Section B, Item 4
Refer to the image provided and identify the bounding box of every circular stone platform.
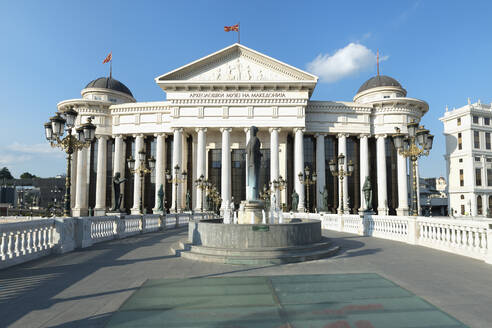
[172,219,339,265]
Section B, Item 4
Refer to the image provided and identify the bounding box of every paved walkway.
[0,227,490,327]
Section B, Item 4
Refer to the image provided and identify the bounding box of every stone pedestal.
[238,200,265,224]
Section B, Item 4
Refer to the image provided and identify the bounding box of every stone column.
[112,135,125,211]
[358,134,369,212]
[396,150,409,216]
[94,135,108,216]
[376,134,388,215]
[244,127,251,199]
[294,128,305,212]
[131,134,144,214]
[270,128,280,209]
[220,128,232,210]
[153,133,166,213]
[338,134,349,214]
[316,133,326,211]
[195,128,207,211]
[172,128,183,212]
[73,148,88,216]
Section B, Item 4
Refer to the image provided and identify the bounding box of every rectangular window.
[488,169,492,186]
[476,168,482,186]
[487,133,491,150]
[475,157,481,162]
[460,169,464,187]
[459,158,463,163]
[457,117,461,126]
[487,158,492,162]
[461,204,465,215]
[458,133,462,150]
[473,116,479,124]
[485,117,490,125]
[474,131,480,149]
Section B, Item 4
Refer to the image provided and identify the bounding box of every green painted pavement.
[106,273,468,328]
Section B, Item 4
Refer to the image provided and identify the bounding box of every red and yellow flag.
[224,24,239,32]
[102,52,112,64]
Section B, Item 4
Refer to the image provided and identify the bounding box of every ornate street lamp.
[329,154,354,214]
[44,106,96,217]
[127,149,155,214]
[194,174,209,213]
[165,164,187,213]
[270,175,287,211]
[298,166,317,212]
[393,121,433,216]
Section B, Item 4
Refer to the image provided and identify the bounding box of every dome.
[85,77,133,97]
[357,75,402,94]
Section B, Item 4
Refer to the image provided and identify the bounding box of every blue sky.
[1,0,491,179]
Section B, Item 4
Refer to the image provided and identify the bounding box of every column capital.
[375,134,388,139]
[357,133,371,139]
[112,134,124,139]
[220,127,232,133]
[195,127,208,133]
[293,127,305,133]
[269,127,281,133]
[337,133,349,138]
[244,127,251,134]
[172,127,183,133]
[132,133,144,138]
[96,134,109,140]
[153,133,167,138]
[314,132,327,138]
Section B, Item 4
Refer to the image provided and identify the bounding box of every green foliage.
[20,172,37,179]
[0,167,13,180]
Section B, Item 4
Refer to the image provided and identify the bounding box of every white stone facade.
[441,100,492,217]
[58,43,429,216]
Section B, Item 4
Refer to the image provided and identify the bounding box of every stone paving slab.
[106,274,467,328]
[0,228,491,327]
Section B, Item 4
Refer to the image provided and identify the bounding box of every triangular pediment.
[155,43,318,83]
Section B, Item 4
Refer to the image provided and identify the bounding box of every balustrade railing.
[0,212,195,270]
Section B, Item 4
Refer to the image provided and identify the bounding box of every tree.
[0,167,13,180]
[20,172,37,179]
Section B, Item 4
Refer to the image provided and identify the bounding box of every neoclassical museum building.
[57,44,429,216]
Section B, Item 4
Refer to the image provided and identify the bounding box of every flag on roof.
[102,52,112,64]
[224,24,239,32]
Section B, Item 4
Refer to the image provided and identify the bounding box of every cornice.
[169,98,307,106]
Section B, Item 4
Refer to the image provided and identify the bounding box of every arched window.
[477,195,483,215]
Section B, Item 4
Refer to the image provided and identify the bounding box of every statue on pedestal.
[185,190,191,211]
[112,172,127,211]
[245,126,262,200]
[319,187,329,212]
[291,191,299,212]
[157,184,164,212]
[362,176,373,211]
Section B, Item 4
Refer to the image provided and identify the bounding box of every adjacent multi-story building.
[441,100,492,216]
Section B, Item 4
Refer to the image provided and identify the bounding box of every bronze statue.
[112,172,127,211]
[362,176,372,211]
[245,126,262,200]
[157,184,164,212]
[185,190,191,211]
[291,191,299,212]
[319,187,329,212]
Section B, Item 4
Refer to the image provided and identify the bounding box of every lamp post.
[165,165,186,213]
[393,122,434,216]
[259,184,272,208]
[194,174,209,213]
[298,167,317,212]
[44,106,96,217]
[329,154,354,214]
[127,149,155,214]
[270,175,286,211]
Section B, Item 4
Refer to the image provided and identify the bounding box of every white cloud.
[307,43,388,83]
[0,153,33,165]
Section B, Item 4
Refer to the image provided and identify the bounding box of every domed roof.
[357,75,402,94]
[85,77,133,97]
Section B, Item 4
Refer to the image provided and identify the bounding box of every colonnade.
[71,128,410,216]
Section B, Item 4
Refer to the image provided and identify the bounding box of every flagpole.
[238,22,240,44]
[110,59,112,80]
